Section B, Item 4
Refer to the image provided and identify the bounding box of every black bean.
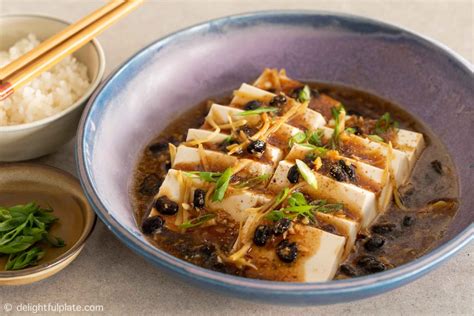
[356,255,387,273]
[329,164,347,182]
[311,88,320,98]
[357,255,376,267]
[303,155,315,169]
[431,160,443,174]
[364,236,385,251]
[287,164,300,183]
[273,218,292,235]
[346,109,362,116]
[365,260,386,273]
[276,240,298,263]
[139,174,163,196]
[193,189,206,208]
[269,94,287,107]
[141,215,165,234]
[352,126,363,136]
[199,244,216,258]
[244,100,262,111]
[339,159,356,182]
[340,264,358,277]
[239,125,256,137]
[155,196,179,215]
[148,142,168,154]
[321,224,337,235]
[247,140,266,155]
[371,223,396,235]
[402,215,414,227]
[253,225,272,246]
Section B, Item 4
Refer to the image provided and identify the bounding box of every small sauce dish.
[0,163,96,285]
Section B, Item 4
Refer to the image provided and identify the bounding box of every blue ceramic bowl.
[76,11,473,305]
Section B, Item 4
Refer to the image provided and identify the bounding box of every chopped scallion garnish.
[179,214,216,229]
[345,127,356,134]
[233,174,270,189]
[367,134,384,143]
[238,107,279,116]
[212,167,233,201]
[184,171,222,182]
[375,112,399,135]
[330,104,346,149]
[297,85,311,103]
[295,159,318,189]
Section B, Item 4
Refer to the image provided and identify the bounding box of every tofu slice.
[150,169,271,223]
[186,128,229,143]
[246,224,346,282]
[207,103,260,126]
[206,103,302,149]
[315,213,358,259]
[268,160,378,228]
[185,128,283,166]
[319,127,411,185]
[395,129,425,171]
[286,144,393,212]
[173,145,274,178]
[209,187,271,223]
[232,83,327,130]
[231,83,275,106]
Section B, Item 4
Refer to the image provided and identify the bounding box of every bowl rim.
[0,14,106,133]
[0,162,97,279]
[76,10,473,297]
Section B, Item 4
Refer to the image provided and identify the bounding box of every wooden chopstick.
[0,0,144,101]
[0,0,124,81]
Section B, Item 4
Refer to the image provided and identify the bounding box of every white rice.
[0,34,90,126]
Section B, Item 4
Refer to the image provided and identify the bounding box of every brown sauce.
[131,82,459,280]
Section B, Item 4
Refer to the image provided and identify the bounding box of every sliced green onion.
[275,187,290,206]
[179,214,216,229]
[295,159,318,189]
[184,171,222,182]
[233,174,270,188]
[307,129,324,147]
[297,85,311,103]
[287,192,307,207]
[212,168,233,201]
[345,127,356,134]
[238,107,279,116]
[330,104,346,149]
[288,132,307,147]
[367,134,385,143]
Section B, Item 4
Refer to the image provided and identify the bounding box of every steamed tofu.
[186,128,229,144]
[315,213,358,259]
[232,83,327,130]
[289,109,327,131]
[209,187,271,223]
[150,169,271,223]
[286,144,393,212]
[185,128,284,166]
[173,145,273,178]
[395,129,425,170]
[268,160,378,228]
[319,127,411,185]
[207,103,260,126]
[206,103,302,149]
[247,224,346,282]
[231,83,275,106]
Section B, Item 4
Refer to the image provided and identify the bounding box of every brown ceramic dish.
[0,163,96,285]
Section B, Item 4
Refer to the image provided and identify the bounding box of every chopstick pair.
[0,0,144,101]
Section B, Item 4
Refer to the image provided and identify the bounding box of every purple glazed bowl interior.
[77,11,473,305]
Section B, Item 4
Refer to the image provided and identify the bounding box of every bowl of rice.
[0,15,105,161]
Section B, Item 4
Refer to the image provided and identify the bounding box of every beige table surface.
[1,0,473,315]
